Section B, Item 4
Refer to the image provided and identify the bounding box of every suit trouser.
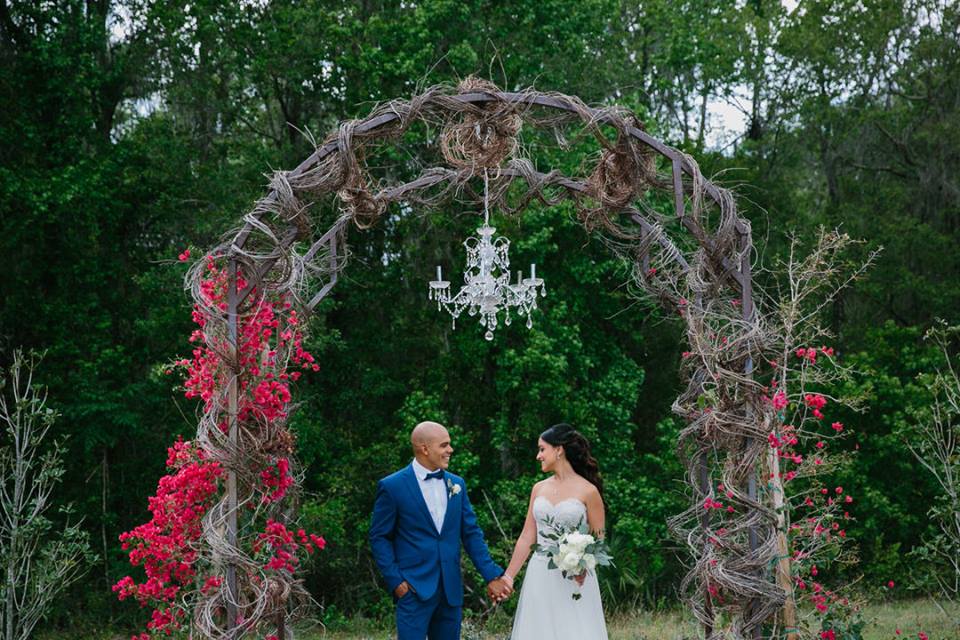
[395,574,461,640]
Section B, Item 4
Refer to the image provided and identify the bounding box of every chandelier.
[428,172,546,341]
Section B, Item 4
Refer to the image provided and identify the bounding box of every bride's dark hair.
[540,423,603,496]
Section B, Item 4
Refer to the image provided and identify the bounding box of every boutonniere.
[446,478,461,498]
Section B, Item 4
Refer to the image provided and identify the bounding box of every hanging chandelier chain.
[483,169,490,227]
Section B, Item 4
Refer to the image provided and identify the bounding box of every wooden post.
[692,289,715,639]
[226,258,240,638]
[738,226,764,640]
[699,450,715,638]
[768,439,799,639]
[276,606,286,640]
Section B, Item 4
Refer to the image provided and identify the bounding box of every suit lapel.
[403,464,437,531]
[440,478,458,535]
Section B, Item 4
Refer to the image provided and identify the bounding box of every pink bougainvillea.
[115,255,324,639]
[253,519,327,574]
[113,439,222,636]
[260,457,294,504]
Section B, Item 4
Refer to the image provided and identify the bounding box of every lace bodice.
[532,496,588,546]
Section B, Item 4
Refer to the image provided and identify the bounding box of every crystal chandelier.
[428,172,546,341]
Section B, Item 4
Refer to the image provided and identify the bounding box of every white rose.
[560,552,582,573]
[565,532,593,552]
[583,553,597,571]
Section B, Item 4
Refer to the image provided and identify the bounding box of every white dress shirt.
[411,458,448,533]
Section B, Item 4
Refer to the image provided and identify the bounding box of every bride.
[502,423,608,639]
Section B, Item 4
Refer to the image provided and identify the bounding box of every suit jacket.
[369,463,502,606]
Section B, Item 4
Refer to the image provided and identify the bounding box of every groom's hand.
[394,581,412,599]
[486,577,513,603]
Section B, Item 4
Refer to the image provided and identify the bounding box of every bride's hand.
[574,571,586,586]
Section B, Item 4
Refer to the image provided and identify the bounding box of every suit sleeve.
[459,479,504,583]
[369,479,404,592]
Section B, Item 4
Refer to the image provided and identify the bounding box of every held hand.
[486,577,513,603]
[499,575,515,601]
[394,581,412,599]
[574,571,586,587]
[496,579,513,602]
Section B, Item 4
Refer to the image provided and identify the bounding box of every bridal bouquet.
[533,517,613,600]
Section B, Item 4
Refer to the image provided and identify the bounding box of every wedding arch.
[174,78,787,640]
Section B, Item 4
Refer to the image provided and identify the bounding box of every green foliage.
[901,324,960,615]
[819,607,868,640]
[825,322,946,586]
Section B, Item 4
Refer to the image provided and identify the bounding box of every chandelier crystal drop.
[428,172,546,341]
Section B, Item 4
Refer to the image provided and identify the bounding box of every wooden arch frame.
[197,80,786,640]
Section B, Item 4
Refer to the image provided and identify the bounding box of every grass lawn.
[304,599,960,640]
[40,598,958,639]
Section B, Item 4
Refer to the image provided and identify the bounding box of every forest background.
[1,0,958,634]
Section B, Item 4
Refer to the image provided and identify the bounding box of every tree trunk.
[767,441,798,639]
[102,449,111,610]
[697,84,710,149]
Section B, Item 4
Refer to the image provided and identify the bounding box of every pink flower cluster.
[795,345,835,365]
[180,260,316,430]
[253,519,327,573]
[771,389,788,410]
[804,393,827,419]
[113,439,223,636]
[768,345,871,632]
[798,579,849,614]
[177,259,314,499]
[260,458,294,503]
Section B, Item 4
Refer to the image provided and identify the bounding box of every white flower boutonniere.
[446,478,461,498]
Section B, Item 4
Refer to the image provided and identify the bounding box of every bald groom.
[369,421,512,639]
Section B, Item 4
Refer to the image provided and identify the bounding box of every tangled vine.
[115,77,835,639]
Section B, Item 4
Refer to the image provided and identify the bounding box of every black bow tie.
[425,469,445,481]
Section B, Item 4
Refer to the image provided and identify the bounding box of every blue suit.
[369,464,502,639]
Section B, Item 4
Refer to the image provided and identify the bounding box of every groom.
[370,421,512,639]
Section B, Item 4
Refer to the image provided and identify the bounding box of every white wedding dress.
[510,497,608,639]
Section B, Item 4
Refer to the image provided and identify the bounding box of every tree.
[0,350,95,640]
[906,323,960,625]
